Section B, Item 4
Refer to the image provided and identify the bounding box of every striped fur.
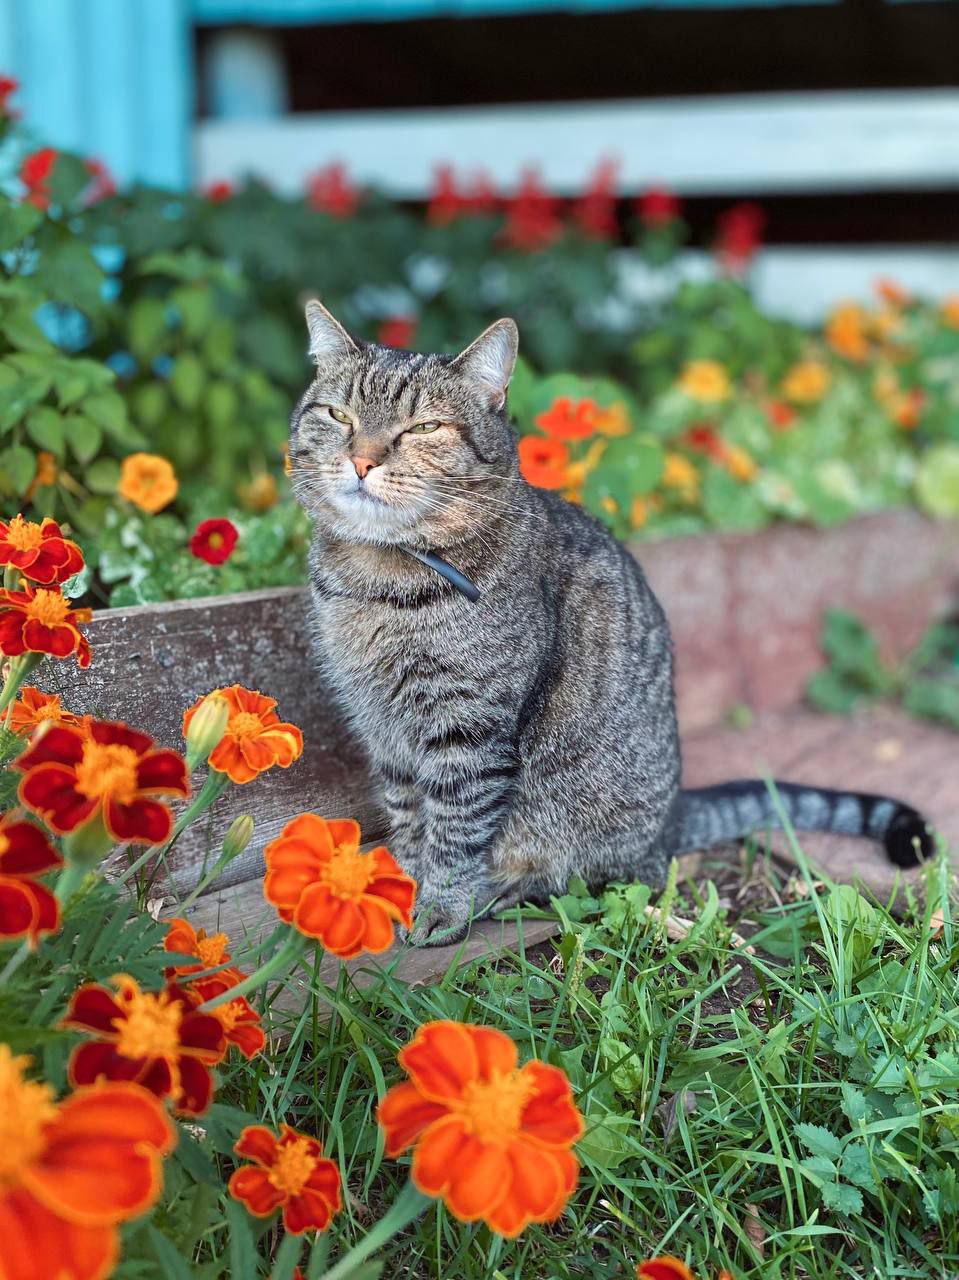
[291,304,931,943]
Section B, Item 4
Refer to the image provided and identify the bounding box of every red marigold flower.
[189,517,239,566]
[535,396,600,441]
[204,180,234,203]
[20,147,57,209]
[163,916,231,976]
[182,685,303,786]
[0,583,92,668]
[0,815,62,946]
[307,163,359,218]
[636,185,681,228]
[378,1020,584,1237]
[683,424,727,462]
[503,169,562,252]
[636,1260,698,1280]
[0,76,19,115]
[715,202,765,274]
[427,165,465,226]
[63,974,226,1115]
[0,1047,175,1280]
[571,159,618,241]
[185,971,266,1060]
[8,686,79,738]
[229,1124,342,1234]
[0,514,84,586]
[263,814,415,958]
[377,315,417,349]
[517,436,570,490]
[16,720,189,844]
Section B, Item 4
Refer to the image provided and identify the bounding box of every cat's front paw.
[407,881,492,948]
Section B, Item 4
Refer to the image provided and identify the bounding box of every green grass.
[5,828,958,1279]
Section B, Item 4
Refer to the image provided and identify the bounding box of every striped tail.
[666,780,933,868]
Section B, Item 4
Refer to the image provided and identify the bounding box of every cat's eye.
[407,422,441,435]
[326,405,352,426]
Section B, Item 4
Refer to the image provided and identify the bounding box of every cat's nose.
[351,456,378,480]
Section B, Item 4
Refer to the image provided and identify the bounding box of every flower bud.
[185,693,230,769]
[64,812,114,868]
[222,814,254,861]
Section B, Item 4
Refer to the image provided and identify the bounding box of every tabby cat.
[289,301,931,944]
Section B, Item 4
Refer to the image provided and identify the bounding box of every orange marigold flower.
[677,360,732,404]
[764,398,797,431]
[378,1020,584,1237]
[26,451,58,500]
[941,295,959,330]
[118,453,178,514]
[518,436,569,490]
[0,1046,174,1280]
[780,360,830,405]
[164,916,231,976]
[185,971,266,1060]
[825,303,870,362]
[63,974,226,1115]
[0,582,91,668]
[229,1124,342,1234]
[183,685,303,785]
[189,518,238,565]
[891,388,925,431]
[535,397,600,441]
[238,472,279,512]
[264,814,415,958]
[16,720,189,844]
[0,515,83,586]
[636,1259,697,1280]
[8,685,79,737]
[0,815,62,946]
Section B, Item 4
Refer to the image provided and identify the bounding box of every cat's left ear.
[451,318,518,409]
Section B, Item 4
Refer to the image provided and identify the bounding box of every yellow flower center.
[34,702,63,723]
[321,846,374,900]
[114,987,183,1060]
[75,740,140,805]
[455,1068,536,1146]
[24,589,70,628]
[196,932,229,967]
[0,832,8,858]
[228,712,263,742]
[268,1137,318,1197]
[0,1045,58,1186]
[208,533,224,550]
[6,514,43,552]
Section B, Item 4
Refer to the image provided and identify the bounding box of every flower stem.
[318,1180,432,1280]
[195,929,309,1011]
[0,942,30,986]
[116,770,231,888]
[55,860,88,903]
[0,653,43,714]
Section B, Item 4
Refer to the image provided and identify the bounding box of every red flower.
[765,398,798,431]
[8,686,79,738]
[636,185,681,228]
[16,720,189,845]
[517,436,570,490]
[0,76,19,116]
[307,164,359,218]
[229,1124,342,1234]
[427,165,466,226]
[377,315,417,349]
[715,202,765,274]
[63,975,226,1115]
[683,424,726,462]
[0,583,92,668]
[204,180,234,203]
[571,159,618,240]
[535,396,600,441]
[0,515,84,585]
[83,158,116,205]
[636,1260,697,1280]
[164,917,231,976]
[189,518,238,565]
[0,816,62,946]
[503,169,562,251]
[20,147,57,209]
[185,972,266,1059]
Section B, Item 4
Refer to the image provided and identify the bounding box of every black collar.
[403,549,481,603]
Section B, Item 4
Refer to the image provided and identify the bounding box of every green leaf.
[83,389,131,441]
[819,609,890,690]
[26,407,66,455]
[840,1083,870,1125]
[583,435,664,514]
[578,1113,635,1171]
[131,381,168,428]
[820,1181,864,1215]
[796,1123,843,1160]
[35,240,104,314]
[0,444,36,495]
[2,305,54,353]
[225,1199,257,1280]
[806,669,869,716]
[147,1226,195,1280]
[170,351,207,410]
[0,201,44,253]
[171,283,214,340]
[701,465,768,532]
[65,414,102,464]
[916,443,959,517]
[84,457,121,494]
[127,297,168,361]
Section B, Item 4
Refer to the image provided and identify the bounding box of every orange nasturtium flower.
[183,685,303,785]
[677,360,732,404]
[164,919,266,1060]
[63,974,226,1115]
[378,1020,584,1237]
[0,1047,175,1280]
[16,720,189,845]
[264,814,415,958]
[535,396,600,441]
[118,452,178,514]
[0,515,83,585]
[229,1124,342,1234]
[8,685,79,737]
[722,444,758,483]
[825,303,870,362]
[780,359,830,404]
[941,295,959,330]
[0,816,62,945]
[518,435,570,490]
[0,582,92,668]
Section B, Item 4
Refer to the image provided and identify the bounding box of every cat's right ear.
[305,300,358,363]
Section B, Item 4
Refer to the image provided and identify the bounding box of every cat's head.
[288,301,519,546]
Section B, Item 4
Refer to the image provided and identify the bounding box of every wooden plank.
[39,587,384,894]
[184,877,560,1002]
